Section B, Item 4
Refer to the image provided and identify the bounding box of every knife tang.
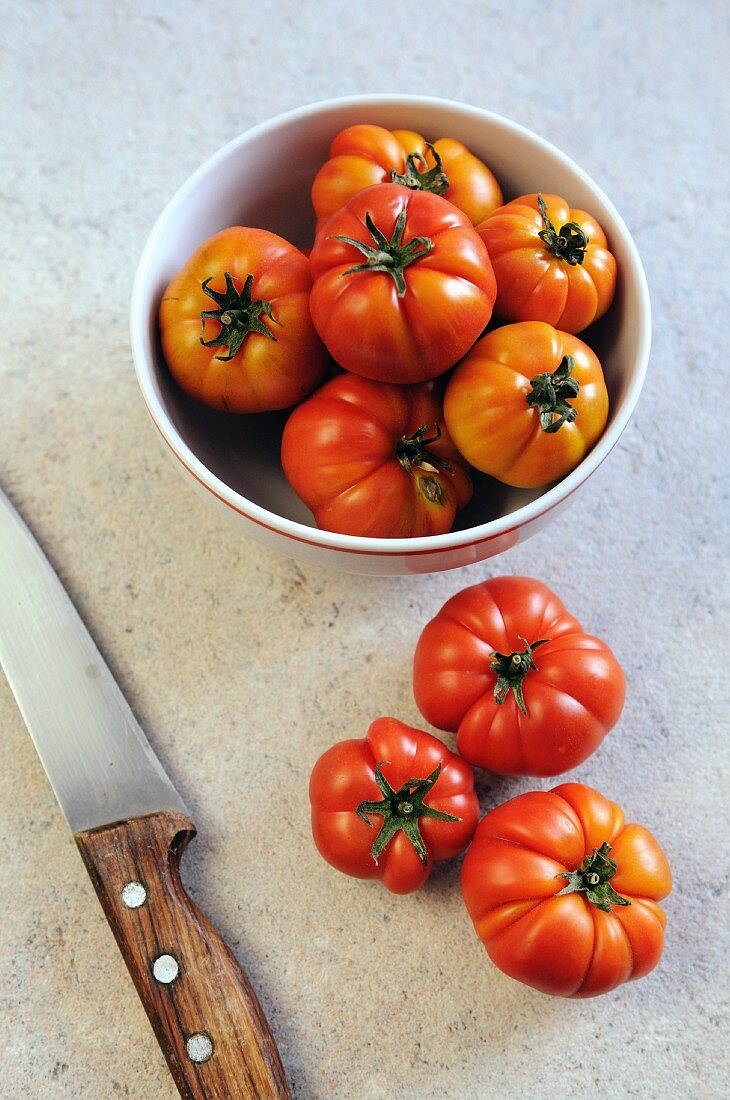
[75,809,291,1100]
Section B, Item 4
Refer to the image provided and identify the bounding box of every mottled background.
[1,2,728,1097]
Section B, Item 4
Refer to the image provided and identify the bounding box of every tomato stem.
[333,208,433,298]
[526,355,580,433]
[489,636,549,716]
[537,194,589,265]
[199,272,279,361]
[555,842,632,912]
[395,423,454,506]
[356,760,460,865]
[390,143,450,196]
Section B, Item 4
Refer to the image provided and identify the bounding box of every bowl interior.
[134,98,645,533]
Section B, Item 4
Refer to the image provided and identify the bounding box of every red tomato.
[413,576,625,776]
[309,183,496,383]
[476,192,617,333]
[461,783,672,997]
[444,321,608,488]
[310,717,479,894]
[311,123,503,227]
[159,227,327,412]
[281,373,472,538]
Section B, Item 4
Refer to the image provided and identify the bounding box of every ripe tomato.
[310,717,479,894]
[159,227,327,412]
[413,576,625,776]
[311,123,503,227]
[443,321,608,488]
[281,373,471,538]
[476,192,617,333]
[309,183,496,383]
[461,783,672,997]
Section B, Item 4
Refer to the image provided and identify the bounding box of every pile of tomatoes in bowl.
[158,122,618,539]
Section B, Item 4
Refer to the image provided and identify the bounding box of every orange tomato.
[477,192,617,333]
[311,123,503,227]
[281,373,472,538]
[461,783,672,997]
[159,227,327,412]
[444,321,608,488]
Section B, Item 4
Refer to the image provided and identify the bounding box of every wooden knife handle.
[75,810,290,1099]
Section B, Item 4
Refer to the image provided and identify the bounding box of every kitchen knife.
[0,486,290,1100]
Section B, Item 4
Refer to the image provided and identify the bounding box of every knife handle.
[75,810,290,1100]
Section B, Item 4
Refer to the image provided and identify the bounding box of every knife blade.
[0,487,290,1100]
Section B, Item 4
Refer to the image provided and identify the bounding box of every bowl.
[130,94,650,575]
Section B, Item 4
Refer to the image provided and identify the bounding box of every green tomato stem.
[525,355,580,433]
[333,208,433,298]
[390,143,450,196]
[555,842,632,912]
[199,272,279,361]
[537,193,589,266]
[356,760,460,866]
[489,636,549,716]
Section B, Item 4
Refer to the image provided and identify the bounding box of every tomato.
[310,717,479,894]
[311,123,503,227]
[461,783,672,997]
[476,192,617,333]
[444,321,608,488]
[413,576,625,776]
[309,183,496,383]
[281,373,471,538]
[159,227,327,412]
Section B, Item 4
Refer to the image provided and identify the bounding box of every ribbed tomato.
[281,373,472,538]
[311,123,503,227]
[310,717,479,894]
[413,576,625,776]
[461,783,672,997]
[309,183,496,383]
[159,227,327,412]
[444,321,608,488]
[476,192,616,333]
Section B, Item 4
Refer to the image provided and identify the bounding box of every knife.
[0,487,290,1100]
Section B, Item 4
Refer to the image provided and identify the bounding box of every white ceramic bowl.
[131,94,650,575]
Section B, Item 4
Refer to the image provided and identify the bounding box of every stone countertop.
[2,2,728,1097]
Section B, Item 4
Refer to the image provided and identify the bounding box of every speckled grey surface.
[2,2,729,1097]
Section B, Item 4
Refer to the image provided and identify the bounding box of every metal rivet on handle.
[121,881,147,909]
[152,954,180,984]
[186,1033,214,1064]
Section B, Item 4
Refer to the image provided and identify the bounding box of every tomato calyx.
[355,760,460,865]
[526,355,580,433]
[333,209,433,298]
[200,272,280,361]
[489,636,549,716]
[555,842,632,912]
[536,194,589,266]
[396,423,454,506]
[390,143,450,197]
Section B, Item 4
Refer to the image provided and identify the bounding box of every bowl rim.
[130,93,651,557]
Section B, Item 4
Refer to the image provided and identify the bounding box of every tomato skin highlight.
[309,183,496,384]
[281,373,472,538]
[444,321,608,488]
[461,783,671,997]
[413,576,625,776]
[476,192,617,334]
[159,227,327,413]
[312,123,503,227]
[310,718,480,894]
